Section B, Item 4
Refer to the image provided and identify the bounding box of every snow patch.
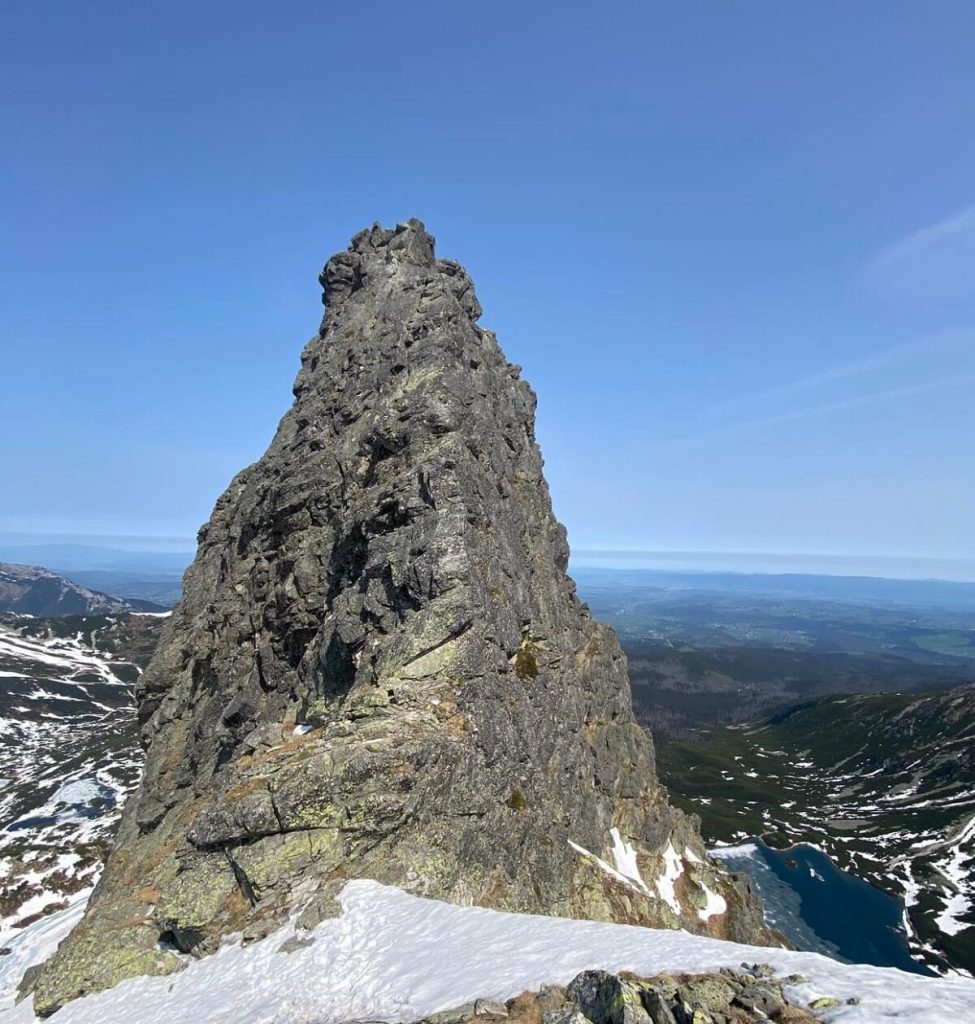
[711,842,762,860]
[698,883,728,922]
[655,842,683,914]
[568,840,647,896]
[608,828,650,893]
[2,880,975,1024]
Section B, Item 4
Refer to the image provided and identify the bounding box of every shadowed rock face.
[32,220,772,1014]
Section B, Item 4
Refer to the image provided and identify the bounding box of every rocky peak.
[32,221,772,1015]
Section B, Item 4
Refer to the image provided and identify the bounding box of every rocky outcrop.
[32,220,772,1014]
[386,965,834,1024]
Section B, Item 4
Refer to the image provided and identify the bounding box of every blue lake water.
[713,838,934,977]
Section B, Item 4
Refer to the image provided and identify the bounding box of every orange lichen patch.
[674,869,696,908]
[704,915,726,939]
[224,777,271,802]
[116,835,184,888]
[225,885,252,923]
[477,870,512,908]
[432,698,471,736]
[235,729,321,775]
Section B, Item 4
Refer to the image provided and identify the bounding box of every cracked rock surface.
[33,220,772,1014]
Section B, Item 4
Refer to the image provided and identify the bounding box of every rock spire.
[33,220,770,1015]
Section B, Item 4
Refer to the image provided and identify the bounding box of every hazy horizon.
[3,532,974,584]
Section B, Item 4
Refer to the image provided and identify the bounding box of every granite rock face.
[33,220,772,1014]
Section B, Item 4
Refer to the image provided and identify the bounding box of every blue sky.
[2,2,973,567]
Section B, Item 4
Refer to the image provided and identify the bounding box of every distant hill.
[576,569,975,742]
[0,563,165,616]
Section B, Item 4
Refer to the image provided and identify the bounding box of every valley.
[576,568,975,741]
[582,568,975,977]
[657,688,975,977]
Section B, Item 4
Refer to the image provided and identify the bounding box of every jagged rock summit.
[33,220,770,1014]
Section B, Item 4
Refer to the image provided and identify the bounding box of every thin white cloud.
[731,371,975,431]
[710,331,974,416]
[869,203,975,271]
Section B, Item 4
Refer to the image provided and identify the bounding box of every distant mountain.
[659,686,975,976]
[0,564,164,616]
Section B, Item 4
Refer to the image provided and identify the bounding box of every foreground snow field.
[2,881,974,1024]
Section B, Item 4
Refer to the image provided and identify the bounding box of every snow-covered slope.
[2,880,974,1024]
[0,615,163,943]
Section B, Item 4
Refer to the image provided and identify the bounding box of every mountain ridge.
[0,564,164,617]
